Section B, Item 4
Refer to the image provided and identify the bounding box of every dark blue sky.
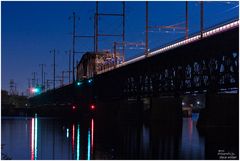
[2,1,239,94]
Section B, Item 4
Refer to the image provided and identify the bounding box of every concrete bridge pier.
[95,98,145,121]
[197,93,239,159]
[197,93,238,129]
[117,98,144,121]
[150,96,182,123]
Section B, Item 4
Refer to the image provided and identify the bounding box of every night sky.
[1,1,239,95]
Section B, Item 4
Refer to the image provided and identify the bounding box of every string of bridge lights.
[97,20,239,75]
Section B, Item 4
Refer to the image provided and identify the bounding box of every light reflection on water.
[29,114,39,160]
[1,116,237,159]
[180,118,205,159]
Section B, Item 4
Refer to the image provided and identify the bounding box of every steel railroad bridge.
[29,20,239,115]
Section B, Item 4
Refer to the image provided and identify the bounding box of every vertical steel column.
[50,49,56,90]
[94,14,96,53]
[32,72,36,87]
[69,50,71,83]
[145,1,149,56]
[95,2,99,53]
[61,71,65,86]
[122,1,125,62]
[72,12,76,82]
[200,1,204,38]
[186,1,188,39]
[53,49,56,90]
[43,72,46,91]
[39,64,45,88]
[28,78,31,96]
[114,42,117,68]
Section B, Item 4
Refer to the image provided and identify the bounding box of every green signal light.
[88,79,93,84]
[31,87,41,94]
[35,88,40,93]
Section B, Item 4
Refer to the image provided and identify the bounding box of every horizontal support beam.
[56,76,69,78]
[74,51,86,54]
[115,41,145,46]
[75,35,94,38]
[98,34,123,37]
[98,13,124,16]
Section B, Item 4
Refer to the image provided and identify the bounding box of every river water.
[1,114,238,160]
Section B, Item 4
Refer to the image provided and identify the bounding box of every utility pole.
[122,2,125,62]
[46,80,52,90]
[68,50,71,83]
[32,72,37,87]
[28,78,31,96]
[61,71,65,86]
[94,13,96,53]
[186,1,188,39]
[39,64,46,88]
[114,42,117,67]
[95,2,99,53]
[43,72,47,91]
[50,49,56,90]
[145,1,149,56]
[72,12,76,82]
[14,83,17,95]
[9,79,15,95]
[200,1,204,38]
[66,50,72,83]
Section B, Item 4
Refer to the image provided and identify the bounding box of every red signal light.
[72,105,76,110]
[90,104,95,110]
